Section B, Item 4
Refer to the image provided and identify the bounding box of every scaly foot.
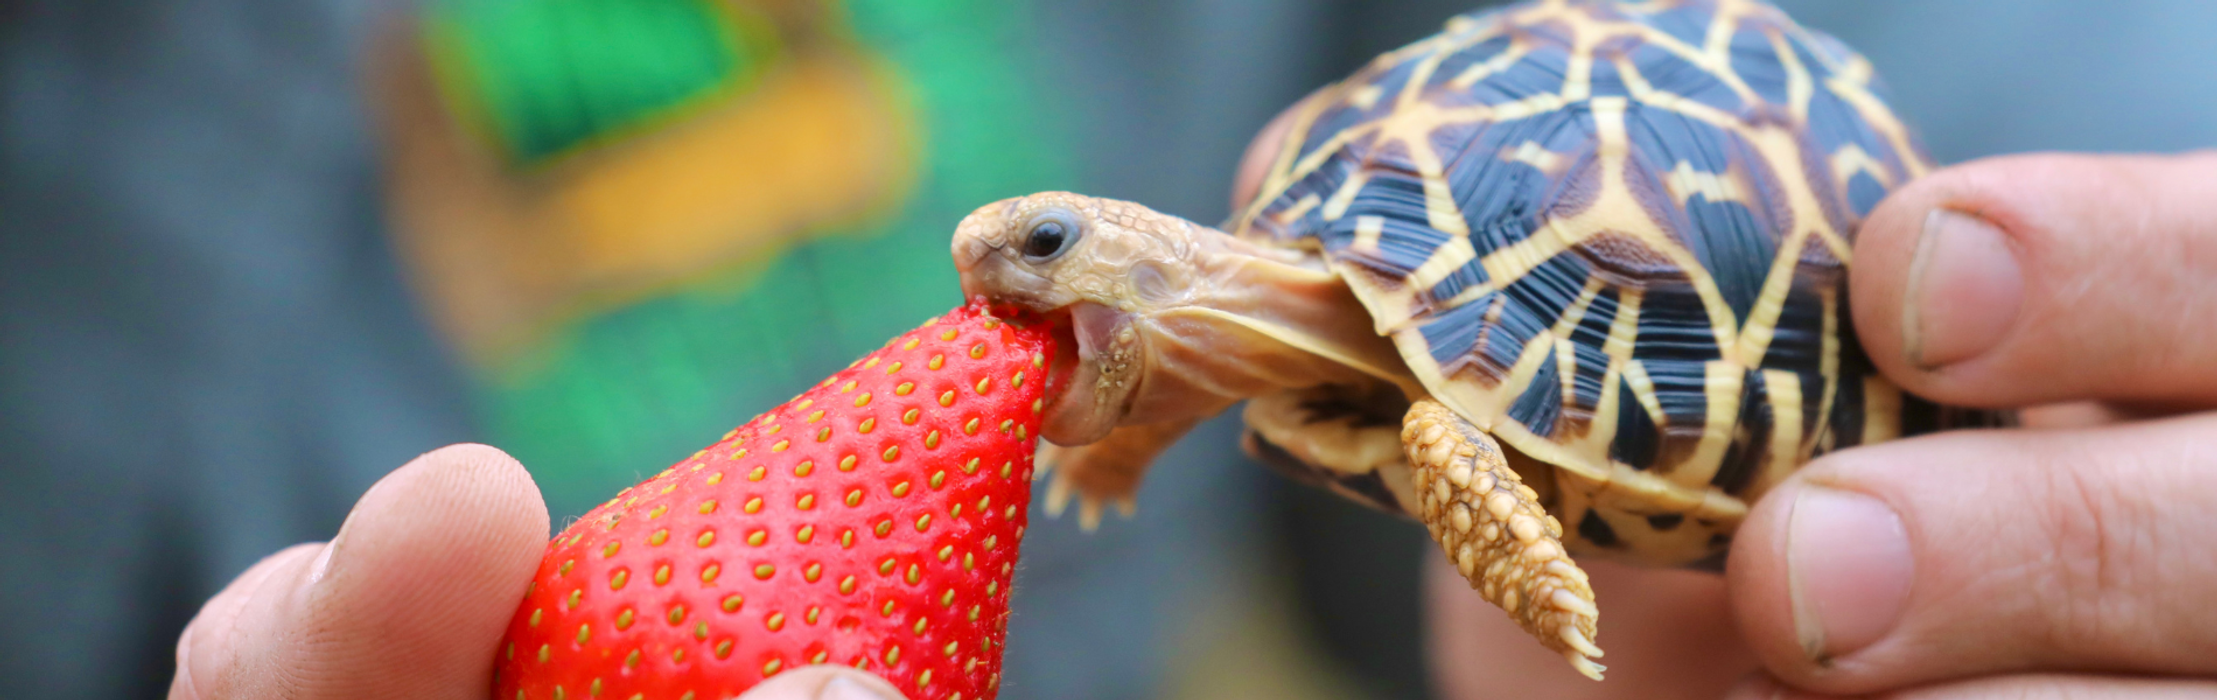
[1403,399,1605,680]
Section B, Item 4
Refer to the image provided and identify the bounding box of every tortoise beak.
[952,199,1052,312]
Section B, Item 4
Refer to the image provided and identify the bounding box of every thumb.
[170,444,549,699]
[1850,151,2217,407]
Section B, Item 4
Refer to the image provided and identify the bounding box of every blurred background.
[3,1,2214,698]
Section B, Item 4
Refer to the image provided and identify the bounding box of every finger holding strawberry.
[496,303,1054,700]
[170,302,1057,700]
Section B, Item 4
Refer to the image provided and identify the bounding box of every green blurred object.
[476,0,1073,519]
[425,0,776,164]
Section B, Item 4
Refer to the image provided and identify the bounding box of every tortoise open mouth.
[1036,302,1135,447]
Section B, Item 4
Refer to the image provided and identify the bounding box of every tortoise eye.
[1021,210,1081,262]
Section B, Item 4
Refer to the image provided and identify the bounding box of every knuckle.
[2025,441,2167,657]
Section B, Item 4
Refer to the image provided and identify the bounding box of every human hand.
[1420,152,2217,698]
[168,444,902,700]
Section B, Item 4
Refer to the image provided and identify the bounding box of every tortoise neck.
[1126,229,1417,408]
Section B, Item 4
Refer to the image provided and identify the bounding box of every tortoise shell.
[1230,0,1992,564]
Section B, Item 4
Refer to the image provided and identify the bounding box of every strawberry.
[493,301,1054,700]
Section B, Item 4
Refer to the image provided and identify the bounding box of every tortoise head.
[951,192,1212,447]
[953,191,1398,449]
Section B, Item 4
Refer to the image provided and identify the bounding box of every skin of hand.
[168,444,902,700]
[1234,103,2217,697]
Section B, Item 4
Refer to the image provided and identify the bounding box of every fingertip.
[279,443,548,696]
[740,666,904,700]
[1849,156,2027,396]
[324,443,547,609]
[1727,477,1810,683]
[404,443,542,511]
[408,442,550,542]
[324,442,547,641]
[1737,421,2217,691]
[369,442,548,554]
[1854,152,2217,406]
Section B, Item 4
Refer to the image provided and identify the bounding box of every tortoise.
[952,0,2003,679]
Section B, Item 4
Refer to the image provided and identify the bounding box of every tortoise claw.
[1077,498,1104,532]
[1028,419,1197,531]
[1040,468,1122,534]
[1563,650,1607,682]
[1043,471,1075,518]
[1034,442,1062,477]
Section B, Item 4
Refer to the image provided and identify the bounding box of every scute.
[1230,0,1960,563]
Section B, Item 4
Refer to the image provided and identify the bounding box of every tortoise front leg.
[1403,399,1606,680]
[1037,417,1203,531]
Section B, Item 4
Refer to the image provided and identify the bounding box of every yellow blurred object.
[554,57,914,290]
[377,16,915,365]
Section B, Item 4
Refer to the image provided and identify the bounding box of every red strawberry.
[494,301,1054,700]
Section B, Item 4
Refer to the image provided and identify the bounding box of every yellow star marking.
[1663,161,1750,206]
[1610,7,1860,272]
[1350,215,1386,256]
[1448,43,1531,90]
[1274,193,1322,226]
[1233,95,1338,236]
[1614,48,1857,277]
[1757,369,1805,498]
[1548,277,1608,340]
[1607,54,1742,129]
[1476,98,1742,357]
[1516,0,1764,107]
[1727,229,1810,367]
[1321,171,1372,221]
[1860,376,1903,445]
[1776,10,1927,177]
[1824,75,1929,180]
[1554,335,1581,422]
[1829,144,1893,191]
[1601,287,1644,361]
[1434,279,1497,313]
[1239,18,1522,241]
[1560,40,1595,103]
[1770,30,1816,125]
[1502,140,1573,175]
[1544,278,1608,433]
[1374,104,1480,235]
[1486,329,1562,419]
[1621,360,1669,449]
[1283,123,1378,196]
[1566,361,1625,462]
[1667,360,1746,487]
[1407,232,1477,292]
[1544,285,1646,462]
[1347,83,1385,111]
[1621,47,1856,369]
[1813,285,1841,450]
[1440,9,1491,36]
